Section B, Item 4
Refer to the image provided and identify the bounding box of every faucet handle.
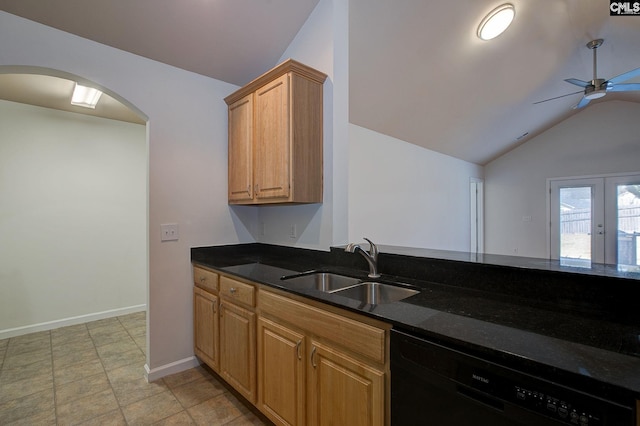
[363,237,378,259]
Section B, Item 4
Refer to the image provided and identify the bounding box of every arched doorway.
[0,67,149,355]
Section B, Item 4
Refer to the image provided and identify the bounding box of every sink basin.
[281,272,362,292]
[331,282,419,304]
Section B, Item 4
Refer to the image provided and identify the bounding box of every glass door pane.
[616,183,640,268]
[559,186,592,264]
[549,178,603,265]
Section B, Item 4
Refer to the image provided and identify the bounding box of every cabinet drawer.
[220,276,255,307]
[259,290,386,364]
[194,267,219,293]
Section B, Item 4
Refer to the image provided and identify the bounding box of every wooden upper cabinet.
[254,74,290,200]
[228,94,253,202]
[225,59,327,205]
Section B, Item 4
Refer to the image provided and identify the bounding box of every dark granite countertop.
[191,243,640,404]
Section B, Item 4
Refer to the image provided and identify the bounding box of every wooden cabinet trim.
[224,59,327,105]
[258,289,386,364]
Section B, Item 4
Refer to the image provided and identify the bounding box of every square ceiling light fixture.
[477,4,515,41]
[71,83,103,109]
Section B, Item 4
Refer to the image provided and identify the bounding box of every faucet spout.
[345,237,380,278]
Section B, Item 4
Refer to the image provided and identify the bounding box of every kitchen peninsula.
[191,243,640,425]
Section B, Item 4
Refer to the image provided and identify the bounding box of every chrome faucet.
[345,237,380,278]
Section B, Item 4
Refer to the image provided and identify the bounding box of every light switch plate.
[161,223,179,241]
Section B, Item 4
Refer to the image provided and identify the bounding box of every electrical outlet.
[289,224,297,239]
[161,223,179,241]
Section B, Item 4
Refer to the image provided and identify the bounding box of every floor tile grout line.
[117,315,146,355]
[86,321,131,425]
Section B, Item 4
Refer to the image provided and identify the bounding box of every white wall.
[348,124,484,251]
[251,0,344,250]
[484,100,640,258]
[0,11,247,379]
[0,100,146,336]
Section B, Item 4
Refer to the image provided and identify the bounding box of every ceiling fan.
[534,39,640,109]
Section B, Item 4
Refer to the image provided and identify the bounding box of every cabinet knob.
[200,277,206,282]
[229,287,237,294]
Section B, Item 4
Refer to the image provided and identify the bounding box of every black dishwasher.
[391,329,635,425]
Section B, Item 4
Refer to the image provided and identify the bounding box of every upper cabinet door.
[224,59,326,205]
[254,74,291,200]
[228,94,254,202]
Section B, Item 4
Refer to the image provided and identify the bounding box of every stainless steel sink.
[331,282,419,304]
[281,272,362,292]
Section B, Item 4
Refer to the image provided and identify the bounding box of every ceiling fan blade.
[607,83,640,92]
[564,78,589,87]
[573,97,591,109]
[533,90,583,104]
[607,67,640,85]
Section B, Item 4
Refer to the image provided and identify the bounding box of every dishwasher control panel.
[513,385,601,426]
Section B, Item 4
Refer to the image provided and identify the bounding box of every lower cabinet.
[193,265,390,425]
[307,341,385,426]
[258,289,388,426]
[193,286,219,371]
[257,317,306,426]
[220,299,256,403]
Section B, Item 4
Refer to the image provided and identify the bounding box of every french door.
[549,174,640,268]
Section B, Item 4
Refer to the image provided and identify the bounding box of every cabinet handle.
[200,277,206,282]
[296,340,302,360]
[212,301,216,313]
[229,287,237,294]
[311,346,317,368]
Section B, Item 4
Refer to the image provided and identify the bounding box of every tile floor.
[0,312,267,425]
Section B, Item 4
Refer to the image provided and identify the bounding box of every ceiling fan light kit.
[535,38,640,109]
[477,4,515,41]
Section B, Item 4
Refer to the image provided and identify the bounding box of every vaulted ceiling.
[1,0,639,164]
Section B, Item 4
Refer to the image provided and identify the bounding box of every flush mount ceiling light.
[477,4,515,41]
[71,83,103,109]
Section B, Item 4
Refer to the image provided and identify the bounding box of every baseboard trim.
[144,356,201,382]
[0,304,147,340]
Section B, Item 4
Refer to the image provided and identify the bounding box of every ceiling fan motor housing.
[585,78,607,99]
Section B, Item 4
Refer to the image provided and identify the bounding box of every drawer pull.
[296,340,302,360]
[229,287,237,294]
[200,277,206,282]
[311,346,317,368]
